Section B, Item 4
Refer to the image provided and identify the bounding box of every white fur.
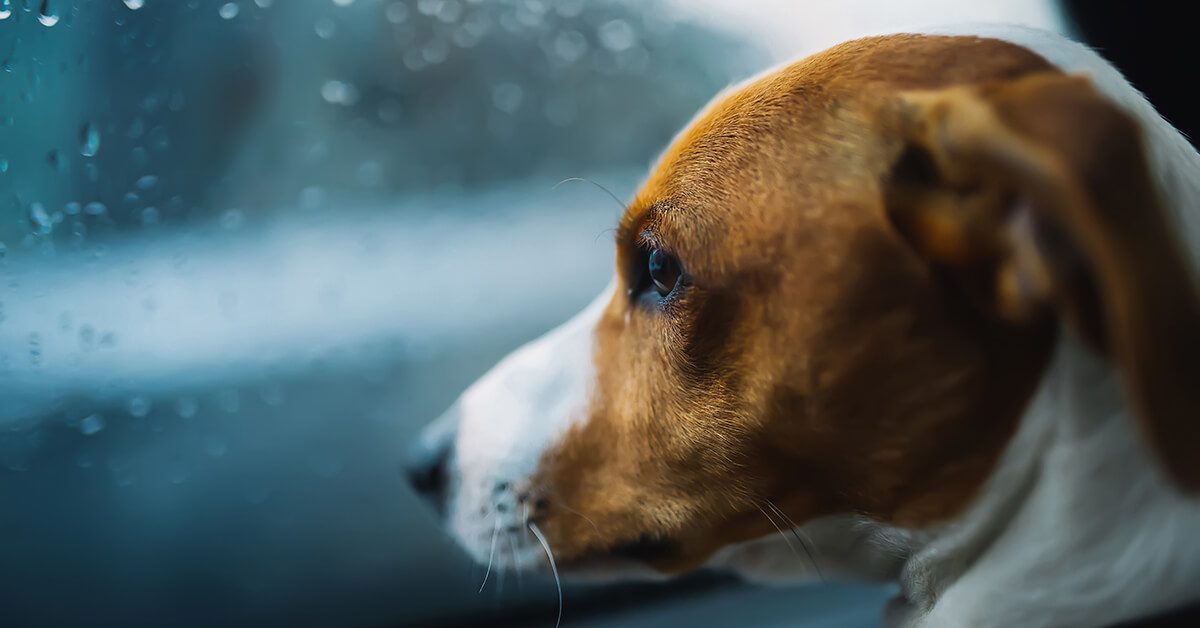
[442,282,613,567]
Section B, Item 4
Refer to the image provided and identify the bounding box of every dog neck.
[893,338,1200,628]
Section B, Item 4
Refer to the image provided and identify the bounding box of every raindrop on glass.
[176,396,199,418]
[218,2,238,19]
[47,149,67,171]
[0,158,8,173]
[384,2,407,23]
[332,0,355,6]
[36,0,58,27]
[204,436,227,458]
[136,174,158,190]
[29,202,55,234]
[0,0,11,21]
[123,0,144,10]
[29,333,42,364]
[79,123,102,157]
[128,396,151,418]
[219,208,244,230]
[314,16,335,39]
[79,414,105,436]
[259,383,284,406]
[491,83,523,113]
[320,79,359,106]
[84,201,107,216]
[598,19,635,52]
[218,389,240,413]
[254,0,272,7]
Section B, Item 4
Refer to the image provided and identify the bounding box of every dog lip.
[603,534,679,564]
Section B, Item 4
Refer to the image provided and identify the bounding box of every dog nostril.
[405,455,446,498]
[404,439,451,503]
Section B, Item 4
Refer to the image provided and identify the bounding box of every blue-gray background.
[0,1,1059,626]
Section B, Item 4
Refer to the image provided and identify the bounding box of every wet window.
[1,1,1059,626]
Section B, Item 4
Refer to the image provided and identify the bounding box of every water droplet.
[491,83,523,113]
[314,16,335,39]
[204,435,227,458]
[176,396,198,418]
[128,396,151,417]
[80,123,101,157]
[0,242,7,258]
[259,383,284,406]
[332,0,354,6]
[47,149,67,171]
[219,208,244,230]
[254,0,272,7]
[64,201,81,215]
[0,0,11,20]
[598,19,635,52]
[36,0,58,27]
[217,2,238,19]
[0,158,8,173]
[356,160,383,187]
[320,79,359,106]
[140,206,160,225]
[384,2,407,23]
[29,333,42,364]
[83,201,107,215]
[136,174,158,190]
[29,202,55,234]
[79,324,95,346]
[299,186,325,209]
[123,0,144,10]
[79,414,105,436]
[217,389,240,413]
[552,30,587,64]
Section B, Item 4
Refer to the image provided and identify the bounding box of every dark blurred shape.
[1061,0,1197,147]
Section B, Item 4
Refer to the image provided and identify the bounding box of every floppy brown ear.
[882,72,1200,491]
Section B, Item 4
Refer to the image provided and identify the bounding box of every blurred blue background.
[0,1,1061,626]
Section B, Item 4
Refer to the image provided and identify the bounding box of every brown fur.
[521,34,1198,574]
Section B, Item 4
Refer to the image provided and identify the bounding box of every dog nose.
[405,437,450,502]
[405,409,458,509]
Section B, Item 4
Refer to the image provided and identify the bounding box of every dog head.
[407,34,1200,580]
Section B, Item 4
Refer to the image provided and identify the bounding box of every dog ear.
[883,72,1200,490]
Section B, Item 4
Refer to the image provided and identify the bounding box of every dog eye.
[648,248,681,297]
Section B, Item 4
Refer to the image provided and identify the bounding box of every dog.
[406,25,1200,627]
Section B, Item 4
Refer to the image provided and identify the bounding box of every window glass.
[0,1,1060,626]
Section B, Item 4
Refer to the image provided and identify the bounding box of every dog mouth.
[605,534,680,564]
[544,534,681,582]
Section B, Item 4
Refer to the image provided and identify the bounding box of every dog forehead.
[629,33,1056,210]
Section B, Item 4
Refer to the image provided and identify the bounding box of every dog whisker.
[764,499,825,582]
[755,501,799,557]
[507,530,523,588]
[528,522,563,628]
[478,515,502,593]
[551,497,601,535]
[552,176,626,214]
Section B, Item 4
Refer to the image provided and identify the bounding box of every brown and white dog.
[407,26,1200,627]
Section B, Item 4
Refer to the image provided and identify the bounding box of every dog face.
[408,34,1200,580]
